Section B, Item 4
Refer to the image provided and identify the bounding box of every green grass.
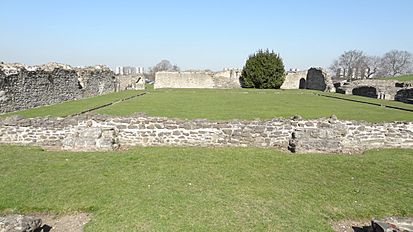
[1,90,143,118]
[3,89,412,122]
[0,145,411,231]
[96,89,412,122]
[377,74,413,81]
[320,92,413,111]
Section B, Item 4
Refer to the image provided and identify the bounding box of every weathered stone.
[0,62,115,114]
[0,115,412,153]
[372,216,413,232]
[155,70,241,89]
[337,79,413,103]
[291,115,302,121]
[280,68,335,92]
[306,68,335,92]
[172,131,181,136]
[0,215,42,232]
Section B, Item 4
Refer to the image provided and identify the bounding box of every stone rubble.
[0,215,42,232]
[372,217,413,232]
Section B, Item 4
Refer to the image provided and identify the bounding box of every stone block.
[0,215,42,232]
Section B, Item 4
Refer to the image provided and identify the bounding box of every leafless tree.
[330,50,366,80]
[151,60,180,73]
[363,56,382,78]
[152,60,172,73]
[172,65,180,72]
[147,60,180,81]
[380,50,413,77]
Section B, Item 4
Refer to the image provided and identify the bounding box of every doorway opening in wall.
[299,78,306,89]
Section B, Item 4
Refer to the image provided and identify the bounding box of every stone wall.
[0,114,411,154]
[76,65,116,96]
[281,68,335,92]
[0,63,116,113]
[336,79,413,102]
[154,70,241,89]
[280,71,307,89]
[306,68,335,92]
[115,74,145,91]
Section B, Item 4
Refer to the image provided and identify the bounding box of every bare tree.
[380,50,413,77]
[151,60,180,73]
[147,60,180,81]
[172,65,180,72]
[152,60,172,73]
[363,56,382,78]
[330,50,367,80]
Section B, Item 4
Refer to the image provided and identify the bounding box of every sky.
[1,0,412,71]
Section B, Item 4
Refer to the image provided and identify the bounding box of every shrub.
[240,49,285,89]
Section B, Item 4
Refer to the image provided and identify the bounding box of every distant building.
[288,68,300,72]
[115,66,145,75]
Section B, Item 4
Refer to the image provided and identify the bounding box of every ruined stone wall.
[0,63,116,113]
[76,65,116,96]
[0,114,411,153]
[337,79,413,102]
[115,74,145,91]
[280,71,307,89]
[280,68,335,92]
[154,71,241,89]
[306,68,335,92]
[0,64,81,113]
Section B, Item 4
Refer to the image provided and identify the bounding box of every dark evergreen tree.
[240,49,285,89]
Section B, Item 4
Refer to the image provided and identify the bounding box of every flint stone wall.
[281,68,335,92]
[0,63,115,113]
[337,79,413,103]
[0,115,411,153]
[76,66,116,97]
[115,74,145,91]
[155,70,241,89]
[280,71,307,89]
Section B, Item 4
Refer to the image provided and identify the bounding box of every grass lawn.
[0,145,411,231]
[378,74,413,81]
[3,89,412,122]
[1,90,143,118]
[96,89,412,122]
[319,92,413,111]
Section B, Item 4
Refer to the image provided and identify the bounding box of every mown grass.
[378,74,413,81]
[319,92,413,111]
[3,89,412,122]
[379,74,413,81]
[96,89,412,122]
[0,145,411,231]
[1,90,143,118]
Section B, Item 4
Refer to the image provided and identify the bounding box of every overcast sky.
[1,0,412,71]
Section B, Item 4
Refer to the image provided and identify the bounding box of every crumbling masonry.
[0,114,411,153]
[336,79,413,103]
[0,62,116,113]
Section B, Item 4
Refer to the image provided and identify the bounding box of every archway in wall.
[352,86,378,98]
[299,78,306,89]
[395,89,413,104]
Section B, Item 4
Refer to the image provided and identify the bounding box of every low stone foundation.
[0,114,411,153]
